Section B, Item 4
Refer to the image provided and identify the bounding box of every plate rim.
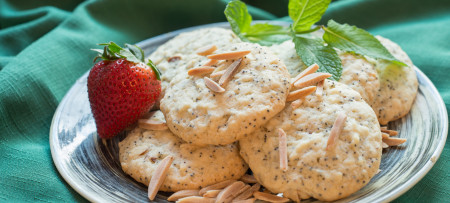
[49,21,449,203]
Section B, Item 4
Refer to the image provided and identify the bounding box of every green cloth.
[0,0,448,202]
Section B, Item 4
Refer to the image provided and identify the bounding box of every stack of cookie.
[119,27,415,202]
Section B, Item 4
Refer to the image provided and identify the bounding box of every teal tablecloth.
[0,0,448,202]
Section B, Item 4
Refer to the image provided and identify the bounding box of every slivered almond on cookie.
[286,86,316,102]
[232,198,255,203]
[291,63,319,87]
[219,58,242,86]
[381,129,399,136]
[167,190,200,201]
[316,79,324,96]
[176,196,216,203]
[197,45,218,56]
[203,190,221,198]
[253,192,290,203]
[188,66,215,76]
[138,119,168,131]
[382,137,407,146]
[215,181,246,203]
[199,180,236,196]
[210,70,226,78]
[290,99,303,109]
[204,59,219,66]
[294,72,332,89]
[278,128,288,172]
[239,174,257,184]
[204,77,225,93]
[234,183,260,201]
[326,113,347,151]
[207,50,251,60]
[148,155,174,200]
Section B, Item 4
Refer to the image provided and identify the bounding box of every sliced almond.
[232,198,255,203]
[188,66,215,76]
[204,59,219,66]
[316,79,324,96]
[215,181,246,203]
[138,119,168,131]
[204,77,225,93]
[199,180,235,196]
[380,126,388,130]
[253,192,290,203]
[197,45,218,56]
[219,58,242,86]
[290,99,303,109]
[207,50,251,60]
[382,137,407,146]
[381,132,390,139]
[294,72,332,89]
[148,156,174,200]
[326,113,347,151]
[291,63,319,87]
[203,190,221,198]
[278,128,288,172]
[176,196,216,203]
[286,86,317,102]
[210,70,226,78]
[381,129,399,136]
[382,142,389,148]
[239,174,257,184]
[234,183,260,201]
[168,190,200,201]
[167,56,182,62]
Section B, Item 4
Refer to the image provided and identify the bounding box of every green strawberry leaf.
[147,59,161,81]
[126,43,145,62]
[323,20,407,66]
[293,35,342,81]
[289,0,331,32]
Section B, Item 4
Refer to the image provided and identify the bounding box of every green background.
[0,0,448,202]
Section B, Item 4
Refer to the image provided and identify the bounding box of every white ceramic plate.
[50,22,448,202]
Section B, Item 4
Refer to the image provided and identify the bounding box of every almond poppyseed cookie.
[148,27,241,91]
[239,80,382,202]
[160,42,291,145]
[371,36,418,125]
[119,111,248,192]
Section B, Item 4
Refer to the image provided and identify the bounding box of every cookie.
[371,36,418,125]
[160,42,291,145]
[239,80,382,202]
[119,111,248,192]
[148,28,242,91]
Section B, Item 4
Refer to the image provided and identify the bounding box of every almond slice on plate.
[382,142,389,148]
[199,180,236,196]
[176,196,216,203]
[168,190,200,201]
[188,66,215,76]
[215,181,246,203]
[291,63,319,87]
[138,119,168,131]
[326,113,347,151]
[381,129,399,136]
[204,77,225,93]
[278,128,288,172]
[148,155,174,200]
[234,183,260,201]
[253,192,290,203]
[294,72,332,89]
[219,58,242,86]
[382,137,407,146]
[239,174,257,184]
[381,132,390,139]
[286,86,316,102]
[207,50,251,60]
[197,45,218,56]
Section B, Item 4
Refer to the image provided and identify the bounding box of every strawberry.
[88,42,161,138]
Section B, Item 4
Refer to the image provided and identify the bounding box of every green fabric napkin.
[0,0,448,202]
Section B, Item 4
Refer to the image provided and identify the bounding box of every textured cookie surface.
[372,36,418,125]
[239,80,382,201]
[148,28,241,91]
[160,42,291,145]
[119,111,248,192]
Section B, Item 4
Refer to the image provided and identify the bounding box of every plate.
[50,22,448,202]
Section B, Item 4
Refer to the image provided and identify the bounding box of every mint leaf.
[245,23,291,46]
[293,36,342,80]
[289,0,331,32]
[224,0,251,35]
[323,20,406,66]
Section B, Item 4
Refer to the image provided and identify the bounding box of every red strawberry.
[88,42,161,138]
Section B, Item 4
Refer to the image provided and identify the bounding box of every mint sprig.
[92,42,161,80]
[224,0,406,81]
